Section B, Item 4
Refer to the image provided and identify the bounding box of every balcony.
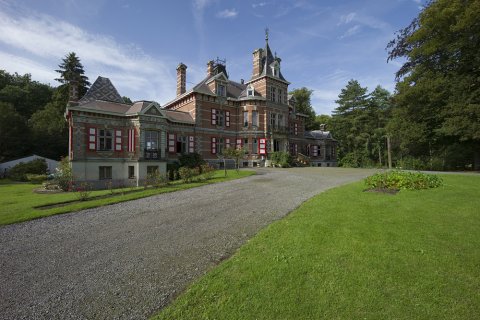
[144,149,160,160]
[270,125,288,134]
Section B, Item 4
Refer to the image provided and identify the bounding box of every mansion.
[66,34,337,187]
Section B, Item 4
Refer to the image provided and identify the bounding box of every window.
[273,140,280,152]
[145,131,158,150]
[98,129,113,151]
[216,110,225,127]
[278,89,283,103]
[278,114,284,128]
[244,138,249,153]
[176,136,187,154]
[270,113,277,129]
[243,111,248,127]
[99,166,112,180]
[252,111,258,127]
[218,138,224,155]
[247,86,254,97]
[128,166,135,179]
[217,84,226,96]
[252,138,258,154]
[270,87,276,102]
[147,166,158,175]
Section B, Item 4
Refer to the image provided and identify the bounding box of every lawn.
[155,174,480,320]
[0,170,255,226]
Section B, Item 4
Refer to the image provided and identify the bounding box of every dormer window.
[217,84,226,97]
[247,86,254,97]
[271,61,280,77]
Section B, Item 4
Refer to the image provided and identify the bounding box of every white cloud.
[216,8,238,18]
[0,7,177,103]
[252,2,267,9]
[338,12,356,25]
[339,25,361,39]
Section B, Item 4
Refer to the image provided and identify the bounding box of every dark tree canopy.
[387,0,480,170]
[55,52,90,97]
[289,87,316,130]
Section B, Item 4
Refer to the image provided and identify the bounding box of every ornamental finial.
[265,27,269,42]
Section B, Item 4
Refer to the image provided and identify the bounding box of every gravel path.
[0,167,376,319]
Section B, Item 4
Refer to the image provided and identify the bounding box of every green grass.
[0,170,254,226]
[155,174,480,320]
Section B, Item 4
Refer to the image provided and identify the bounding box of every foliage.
[155,175,480,320]
[200,164,215,181]
[222,147,246,171]
[179,166,201,183]
[0,102,30,162]
[26,174,48,184]
[270,151,293,168]
[387,0,480,170]
[167,162,181,181]
[364,170,443,191]
[314,114,332,131]
[289,87,316,130]
[178,153,205,169]
[122,96,133,104]
[332,80,392,168]
[54,157,73,191]
[146,169,169,188]
[7,158,48,181]
[55,52,90,97]
[74,182,92,201]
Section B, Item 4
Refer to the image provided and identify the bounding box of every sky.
[0,0,424,115]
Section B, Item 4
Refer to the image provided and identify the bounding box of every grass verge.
[154,174,480,320]
[0,170,255,226]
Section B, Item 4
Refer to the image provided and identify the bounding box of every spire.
[265,27,269,43]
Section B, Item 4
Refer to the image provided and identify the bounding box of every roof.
[304,130,335,140]
[162,110,195,124]
[78,76,125,105]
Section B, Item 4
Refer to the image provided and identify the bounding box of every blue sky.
[0,0,423,114]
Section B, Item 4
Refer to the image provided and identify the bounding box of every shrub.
[179,153,205,169]
[74,182,92,201]
[339,153,360,168]
[365,170,443,191]
[270,151,292,168]
[167,162,180,181]
[179,166,201,183]
[54,157,74,191]
[26,174,48,184]
[200,164,215,180]
[8,158,48,181]
[146,169,169,188]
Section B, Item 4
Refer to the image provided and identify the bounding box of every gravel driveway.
[0,167,376,319]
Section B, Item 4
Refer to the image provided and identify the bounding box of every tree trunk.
[378,146,382,167]
[387,135,392,169]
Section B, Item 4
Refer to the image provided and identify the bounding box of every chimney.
[252,48,263,78]
[176,63,187,96]
[207,60,214,77]
[68,80,79,105]
[240,79,244,84]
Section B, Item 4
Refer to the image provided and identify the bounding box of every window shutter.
[88,127,97,151]
[211,109,216,125]
[225,111,230,127]
[115,129,122,151]
[259,138,267,155]
[128,128,135,152]
[294,123,298,135]
[225,138,231,149]
[313,145,318,157]
[188,136,194,153]
[168,133,176,153]
[236,138,242,149]
[211,137,217,154]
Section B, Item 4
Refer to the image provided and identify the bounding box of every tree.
[55,52,90,98]
[222,147,246,172]
[387,0,480,170]
[122,96,133,104]
[314,114,332,131]
[0,102,30,161]
[289,87,316,130]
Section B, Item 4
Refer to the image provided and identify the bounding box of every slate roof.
[258,42,287,82]
[79,76,125,105]
[305,130,335,140]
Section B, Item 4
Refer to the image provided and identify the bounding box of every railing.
[271,125,288,134]
[144,149,160,160]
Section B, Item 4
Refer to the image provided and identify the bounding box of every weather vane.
[265,27,269,41]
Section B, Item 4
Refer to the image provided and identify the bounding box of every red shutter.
[88,127,97,151]
[211,137,217,154]
[259,138,267,155]
[236,138,242,149]
[226,111,230,127]
[188,136,194,153]
[211,109,216,125]
[294,123,298,135]
[168,133,176,153]
[115,129,122,151]
[128,128,135,152]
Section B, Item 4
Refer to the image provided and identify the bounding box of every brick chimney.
[176,63,187,96]
[252,48,263,78]
[68,80,79,105]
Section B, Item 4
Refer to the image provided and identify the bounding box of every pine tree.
[55,52,90,98]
